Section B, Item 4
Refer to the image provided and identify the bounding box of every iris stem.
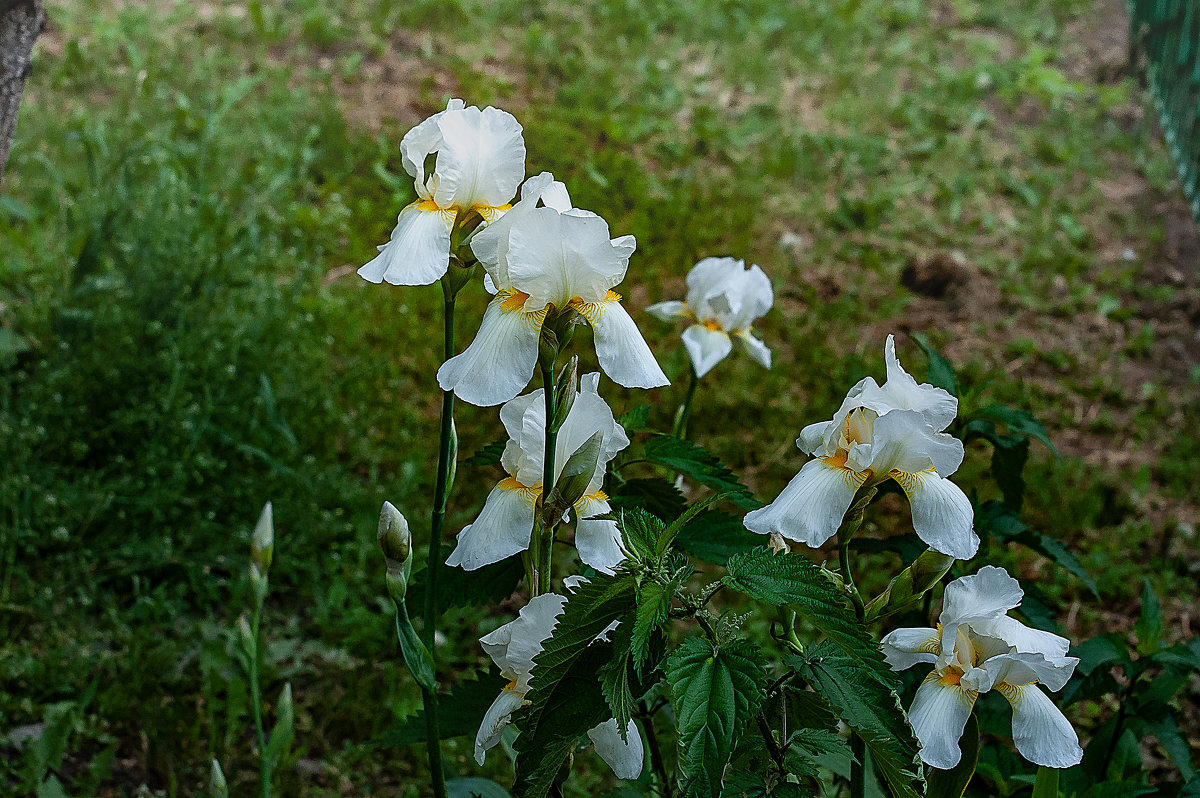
[418,285,457,798]
[672,365,699,440]
[836,489,872,798]
[249,601,270,798]
[536,359,558,596]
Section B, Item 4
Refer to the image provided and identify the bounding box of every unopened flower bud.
[550,356,579,433]
[250,502,274,573]
[209,759,229,797]
[377,501,413,602]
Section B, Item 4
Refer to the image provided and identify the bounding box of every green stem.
[535,360,558,596]
[249,603,270,798]
[419,289,456,798]
[672,365,699,439]
[835,492,871,798]
[850,733,866,798]
[638,703,672,798]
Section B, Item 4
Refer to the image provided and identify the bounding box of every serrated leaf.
[977,501,1098,598]
[969,403,1056,454]
[788,727,850,759]
[612,507,666,563]
[643,436,761,510]
[1143,713,1195,780]
[609,477,686,520]
[513,574,638,798]
[675,509,764,565]
[406,547,523,612]
[926,713,978,798]
[374,670,502,747]
[1134,579,1163,656]
[791,642,923,798]
[724,548,896,686]
[600,620,635,734]
[618,404,654,430]
[466,438,507,466]
[912,333,958,396]
[666,637,766,797]
[632,579,673,673]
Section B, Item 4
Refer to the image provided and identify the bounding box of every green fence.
[1130,0,1200,229]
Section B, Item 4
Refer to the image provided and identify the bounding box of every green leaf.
[632,579,673,673]
[977,502,1098,598]
[1133,579,1163,655]
[666,637,766,797]
[724,548,896,686]
[643,436,761,510]
[374,671,501,747]
[970,403,1056,454]
[1031,766,1059,798]
[990,437,1029,510]
[263,683,294,774]
[466,437,507,466]
[447,778,512,798]
[612,507,666,563]
[1143,713,1195,780]
[675,510,763,565]
[618,404,654,430]
[926,713,978,798]
[513,573,638,798]
[600,620,636,733]
[791,642,923,798]
[406,547,523,612]
[912,333,958,396]
[609,477,686,521]
[395,606,436,691]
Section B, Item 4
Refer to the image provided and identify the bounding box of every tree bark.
[0,0,45,183]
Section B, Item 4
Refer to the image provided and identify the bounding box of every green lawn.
[1,0,1197,794]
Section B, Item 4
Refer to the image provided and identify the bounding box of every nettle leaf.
[1133,578,1163,656]
[600,618,636,734]
[466,437,507,466]
[724,548,896,686]
[612,507,665,563]
[977,501,1098,598]
[666,636,766,797]
[972,403,1056,454]
[406,547,524,612]
[609,477,686,520]
[791,642,923,798]
[912,333,958,396]
[375,670,501,747]
[676,509,763,565]
[632,579,674,673]
[618,404,654,431]
[513,573,637,798]
[643,436,762,510]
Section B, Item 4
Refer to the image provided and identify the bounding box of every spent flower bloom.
[744,335,978,559]
[446,373,630,573]
[358,99,526,286]
[474,593,644,778]
[437,172,669,406]
[647,256,773,377]
[881,566,1082,770]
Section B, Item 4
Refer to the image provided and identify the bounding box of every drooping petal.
[431,105,526,210]
[479,592,568,688]
[645,300,691,322]
[579,296,670,389]
[587,718,645,780]
[446,480,537,571]
[893,469,978,559]
[437,293,545,407]
[848,408,964,478]
[575,495,624,574]
[999,683,1083,768]
[796,420,833,456]
[681,324,734,378]
[972,615,1073,663]
[855,335,959,431]
[474,689,526,765]
[908,673,978,770]
[736,329,772,370]
[880,627,941,671]
[980,651,1080,694]
[358,202,455,286]
[743,458,868,547]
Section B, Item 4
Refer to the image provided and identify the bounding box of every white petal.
[908,674,978,770]
[893,469,978,559]
[972,616,1072,662]
[554,386,629,491]
[470,171,566,288]
[574,493,623,575]
[357,202,454,286]
[855,335,959,431]
[479,592,568,688]
[851,409,964,477]
[980,651,1080,693]
[736,329,772,370]
[1001,683,1083,768]
[474,689,527,765]
[610,234,637,264]
[797,421,832,456]
[579,298,670,389]
[431,104,526,210]
[446,481,537,571]
[506,207,626,308]
[685,257,740,309]
[681,324,733,378]
[437,294,544,407]
[743,458,868,547]
[645,300,691,322]
[588,718,645,780]
[941,566,1023,626]
[399,99,461,184]
[880,627,941,671]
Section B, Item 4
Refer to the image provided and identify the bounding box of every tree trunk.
[0,0,45,183]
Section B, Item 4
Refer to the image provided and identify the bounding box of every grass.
[1,0,1197,794]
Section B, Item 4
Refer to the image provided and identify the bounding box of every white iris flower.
[474,593,645,778]
[446,373,630,573]
[437,172,669,407]
[646,256,773,377]
[881,566,1083,770]
[358,99,526,286]
[744,334,979,559]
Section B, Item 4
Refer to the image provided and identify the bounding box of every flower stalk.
[672,364,699,440]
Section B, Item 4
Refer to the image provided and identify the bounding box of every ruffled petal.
[972,615,1072,662]
[980,651,1080,694]
[1000,683,1083,768]
[399,98,463,182]
[796,420,832,456]
[579,297,670,389]
[645,300,691,322]
[849,409,964,477]
[681,324,734,378]
[855,335,959,431]
[431,105,526,210]
[446,480,537,571]
[587,718,645,780]
[358,202,455,286]
[437,293,544,407]
[736,329,772,370]
[938,566,1023,657]
[575,495,624,574]
[479,592,568,688]
[893,469,978,559]
[880,627,941,671]
[474,689,527,765]
[743,458,867,547]
[908,673,978,770]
